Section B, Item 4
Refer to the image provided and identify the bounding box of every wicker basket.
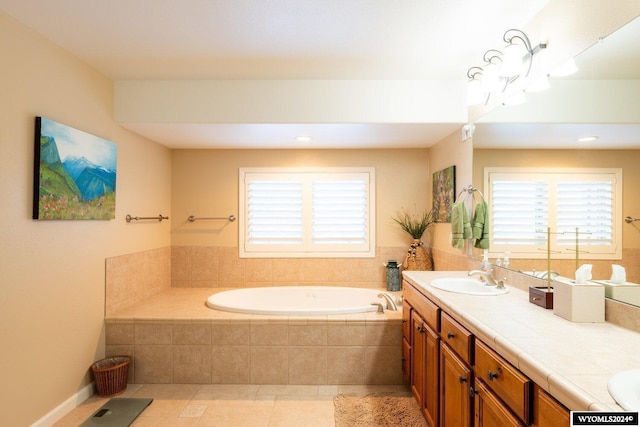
[91,356,130,397]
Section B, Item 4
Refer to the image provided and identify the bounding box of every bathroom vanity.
[402,270,639,426]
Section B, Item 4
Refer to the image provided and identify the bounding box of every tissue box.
[553,279,604,323]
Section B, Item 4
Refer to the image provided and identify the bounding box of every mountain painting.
[33,117,117,220]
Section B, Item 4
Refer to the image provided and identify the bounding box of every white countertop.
[402,270,640,412]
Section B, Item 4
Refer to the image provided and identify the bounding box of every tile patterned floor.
[54,383,412,426]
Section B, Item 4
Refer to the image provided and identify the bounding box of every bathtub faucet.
[377,293,398,311]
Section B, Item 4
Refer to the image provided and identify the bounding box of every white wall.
[0,10,171,426]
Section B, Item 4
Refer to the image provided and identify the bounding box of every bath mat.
[80,397,153,426]
[333,392,427,427]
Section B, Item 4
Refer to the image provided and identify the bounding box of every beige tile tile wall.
[105,318,403,386]
[170,245,408,288]
[105,247,171,316]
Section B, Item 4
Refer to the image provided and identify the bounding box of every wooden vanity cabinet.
[531,384,570,427]
[403,280,440,427]
[403,279,568,427]
[440,312,474,427]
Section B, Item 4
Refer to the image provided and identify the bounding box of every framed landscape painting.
[432,165,455,223]
[33,117,117,220]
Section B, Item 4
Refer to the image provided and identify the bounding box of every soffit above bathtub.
[0,0,556,148]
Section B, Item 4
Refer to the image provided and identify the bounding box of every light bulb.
[481,63,501,93]
[467,79,485,105]
[500,44,524,77]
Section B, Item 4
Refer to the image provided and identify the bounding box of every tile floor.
[54,383,412,426]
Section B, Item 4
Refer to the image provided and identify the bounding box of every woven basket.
[91,356,130,397]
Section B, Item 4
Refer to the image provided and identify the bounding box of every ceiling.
[8,0,631,150]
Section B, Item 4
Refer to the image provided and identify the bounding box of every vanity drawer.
[440,312,474,365]
[475,340,532,424]
[403,280,440,332]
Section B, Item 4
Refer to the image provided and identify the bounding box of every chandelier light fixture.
[467,29,550,106]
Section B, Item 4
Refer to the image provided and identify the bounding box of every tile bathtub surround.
[106,288,404,386]
[105,247,171,316]
[170,245,409,288]
[106,319,403,385]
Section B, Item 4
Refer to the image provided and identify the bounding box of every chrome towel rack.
[188,214,236,222]
[126,214,169,223]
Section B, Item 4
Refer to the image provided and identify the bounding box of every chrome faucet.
[469,269,498,286]
[468,270,507,290]
[377,293,398,311]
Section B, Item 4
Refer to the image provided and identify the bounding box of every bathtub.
[206,286,392,315]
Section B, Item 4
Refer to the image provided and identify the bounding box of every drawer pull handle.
[447,332,455,339]
[417,326,426,333]
[469,386,478,397]
[459,376,467,384]
[487,370,499,381]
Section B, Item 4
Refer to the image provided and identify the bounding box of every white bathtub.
[206,286,391,315]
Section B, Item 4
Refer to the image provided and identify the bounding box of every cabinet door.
[411,311,426,407]
[402,337,411,384]
[473,378,524,427]
[424,325,440,427]
[531,384,570,427]
[440,342,472,427]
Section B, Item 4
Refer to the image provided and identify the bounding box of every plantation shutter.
[491,179,548,247]
[556,179,614,247]
[312,180,368,245]
[485,168,621,259]
[247,180,303,245]
[240,168,375,257]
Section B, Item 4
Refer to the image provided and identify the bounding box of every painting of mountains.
[33,117,117,220]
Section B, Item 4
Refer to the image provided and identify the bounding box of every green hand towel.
[473,201,490,249]
[451,202,471,248]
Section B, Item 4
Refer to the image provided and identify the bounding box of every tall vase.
[403,239,433,271]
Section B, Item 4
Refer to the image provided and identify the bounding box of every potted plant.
[392,207,437,270]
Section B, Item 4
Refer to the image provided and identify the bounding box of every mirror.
[471,15,640,307]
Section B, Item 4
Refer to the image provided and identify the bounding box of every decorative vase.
[402,239,433,271]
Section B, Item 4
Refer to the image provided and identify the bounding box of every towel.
[451,202,472,248]
[472,201,490,249]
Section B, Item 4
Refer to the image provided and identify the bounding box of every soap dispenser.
[480,251,491,272]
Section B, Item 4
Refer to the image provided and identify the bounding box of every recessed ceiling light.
[578,136,599,142]
[295,136,312,142]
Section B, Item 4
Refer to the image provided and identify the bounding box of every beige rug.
[333,392,427,427]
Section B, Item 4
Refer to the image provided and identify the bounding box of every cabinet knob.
[447,332,455,339]
[469,386,478,397]
[487,370,499,381]
[459,376,467,384]
[417,325,425,333]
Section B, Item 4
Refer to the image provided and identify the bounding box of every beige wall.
[428,129,474,267]
[0,10,172,426]
[171,148,431,247]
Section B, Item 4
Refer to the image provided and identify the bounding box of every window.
[239,167,375,258]
[484,168,622,259]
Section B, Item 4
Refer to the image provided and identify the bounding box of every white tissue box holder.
[552,279,604,323]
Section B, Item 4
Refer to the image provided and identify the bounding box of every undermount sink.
[429,277,509,296]
[608,369,640,411]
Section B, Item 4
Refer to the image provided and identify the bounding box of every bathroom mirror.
[470,15,640,307]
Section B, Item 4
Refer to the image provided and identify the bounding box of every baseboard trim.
[31,382,95,427]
